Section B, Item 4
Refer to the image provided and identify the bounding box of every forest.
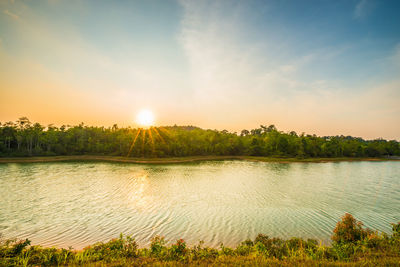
[0,117,399,158]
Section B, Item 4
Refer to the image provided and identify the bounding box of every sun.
[136,109,155,127]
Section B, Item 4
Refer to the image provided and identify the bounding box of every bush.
[235,240,254,256]
[150,235,166,258]
[331,213,369,245]
[191,241,218,261]
[168,239,187,260]
[0,238,31,257]
[1,214,399,266]
[80,233,137,262]
[392,222,400,240]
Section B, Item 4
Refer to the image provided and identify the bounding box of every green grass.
[1,214,400,266]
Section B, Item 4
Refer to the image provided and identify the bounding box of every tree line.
[0,117,399,158]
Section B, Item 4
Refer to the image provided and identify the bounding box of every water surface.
[0,160,399,249]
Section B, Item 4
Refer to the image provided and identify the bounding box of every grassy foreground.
[1,214,400,266]
[0,155,398,164]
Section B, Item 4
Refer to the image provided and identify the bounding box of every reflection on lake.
[0,160,399,249]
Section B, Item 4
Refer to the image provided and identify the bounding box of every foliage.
[1,214,399,266]
[392,222,400,239]
[1,118,399,158]
[331,213,370,245]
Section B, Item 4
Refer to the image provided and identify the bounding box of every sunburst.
[126,110,169,157]
[136,109,154,128]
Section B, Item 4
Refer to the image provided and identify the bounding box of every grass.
[0,155,398,164]
[1,214,399,266]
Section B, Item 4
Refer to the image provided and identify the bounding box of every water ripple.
[0,161,399,249]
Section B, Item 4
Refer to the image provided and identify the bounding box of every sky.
[0,0,399,140]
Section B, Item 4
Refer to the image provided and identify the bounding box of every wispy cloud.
[179,1,346,108]
[0,0,398,139]
[354,0,375,20]
[3,9,19,19]
[178,0,400,138]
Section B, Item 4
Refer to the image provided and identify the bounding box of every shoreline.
[1,213,399,266]
[0,155,398,164]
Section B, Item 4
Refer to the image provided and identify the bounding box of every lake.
[0,160,399,249]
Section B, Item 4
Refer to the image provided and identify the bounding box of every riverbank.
[0,155,398,164]
[1,214,399,266]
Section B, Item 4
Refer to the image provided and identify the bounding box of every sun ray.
[127,128,141,157]
[152,127,166,144]
[141,129,146,154]
[148,128,155,154]
[158,126,170,138]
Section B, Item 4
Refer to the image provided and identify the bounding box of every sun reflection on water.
[128,172,150,211]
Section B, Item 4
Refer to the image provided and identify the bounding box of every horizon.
[1,0,400,140]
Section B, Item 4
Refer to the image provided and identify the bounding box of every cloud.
[177,0,400,139]
[1,0,398,139]
[179,1,289,106]
[3,9,19,19]
[354,0,375,20]
[178,1,347,108]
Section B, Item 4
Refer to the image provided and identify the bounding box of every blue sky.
[0,0,399,139]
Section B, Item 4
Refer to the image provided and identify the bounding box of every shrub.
[253,234,287,259]
[1,214,399,266]
[363,231,384,248]
[168,239,187,260]
[191,241,218,261]
[219,243,235,256]
[80,233,138,262]
[150,235,166,258]
[331,213,369,245]
[235,240,253,256]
